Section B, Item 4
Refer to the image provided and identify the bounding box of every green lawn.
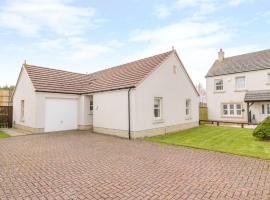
[0,131,10,138]
[146,125,270,160]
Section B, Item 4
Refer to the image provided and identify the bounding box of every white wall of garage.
[93,89,135,131]
[13,67,37,128]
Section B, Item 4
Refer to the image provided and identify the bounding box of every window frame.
[153,97,162,120]
[235,76,246,91]
[90,99,94,114]
[214,79,224,92]
[261,104,270,115]
[20,100,25,121]
[222,103,242,117]
[185,99,191,117]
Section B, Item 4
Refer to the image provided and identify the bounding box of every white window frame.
[173,65,176,74]
[20,100,25,121]
[214,79,223,91]
[261,104,270,115]
[185,99,191,117]
[267,73,270,83]
[235,76,246,90]
[222,103,242,117]
[90,99,94,114]
[154,97,162,120]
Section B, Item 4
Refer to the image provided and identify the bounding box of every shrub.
[253,116,270,139]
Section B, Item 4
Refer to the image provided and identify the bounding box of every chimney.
[218,48,224,61]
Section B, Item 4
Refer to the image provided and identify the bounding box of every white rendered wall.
[206,69,270,122]
[133,53,199,132]
[78,95,93,127]
[13,67,37,128]
[93,89,135,131]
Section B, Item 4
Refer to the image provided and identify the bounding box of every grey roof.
[244,90,270,102]
[206,49,270,77]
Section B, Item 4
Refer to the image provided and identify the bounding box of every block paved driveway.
[1,131,270,200]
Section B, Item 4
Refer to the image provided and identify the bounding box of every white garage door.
[45,98,78,132]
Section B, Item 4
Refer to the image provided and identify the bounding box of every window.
[90,99,93,113]
[173,65,176,74]
[215,79,223,91]
[261,104,270,114]
[21,100,24,121]
[186,99,191,116]
[235,76,245,90]
[154,97,162,119]
[222,103,242,117]
[268,74,270,82]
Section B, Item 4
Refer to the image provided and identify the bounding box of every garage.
[45,98,78,132]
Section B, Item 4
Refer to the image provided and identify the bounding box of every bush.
[253,116,270,139]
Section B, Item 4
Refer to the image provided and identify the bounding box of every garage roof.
[24,50,174,94]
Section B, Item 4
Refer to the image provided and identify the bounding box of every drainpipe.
[128,87,133,140]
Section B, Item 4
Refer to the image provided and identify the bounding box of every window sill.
[221,115,243,119]
[234,89,247,92]
[185,116,192,120]
[214,90,225,94]
[20,119,25,123]
[153,119,164,124]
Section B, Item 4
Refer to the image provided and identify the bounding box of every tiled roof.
[244,90,270,102]
[24,50,174,94]
[206,49,270,77]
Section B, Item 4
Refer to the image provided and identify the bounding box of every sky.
[0,0,270,87]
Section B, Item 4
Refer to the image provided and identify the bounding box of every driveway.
[0,131,270,200]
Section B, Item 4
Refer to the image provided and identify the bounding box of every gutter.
[128,87,134,140]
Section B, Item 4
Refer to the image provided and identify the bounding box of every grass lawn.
[0,131,10,138]
[146,125,270,160]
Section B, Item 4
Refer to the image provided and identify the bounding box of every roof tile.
[25,50,173,94]
[206,49,270,77]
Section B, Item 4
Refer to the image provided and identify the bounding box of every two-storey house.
[206,49,270,124]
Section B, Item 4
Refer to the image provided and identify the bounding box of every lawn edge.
[145,138,270,161]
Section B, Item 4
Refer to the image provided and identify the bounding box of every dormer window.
[215,79,223,91]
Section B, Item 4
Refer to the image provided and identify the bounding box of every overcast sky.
[0,0,269,87]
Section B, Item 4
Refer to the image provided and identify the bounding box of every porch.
[245,90,270,124]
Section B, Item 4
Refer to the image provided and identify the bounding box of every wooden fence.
[199,103,208,121]
[0,90,13,106]
[0,106,13,128]
[0,89,13,128]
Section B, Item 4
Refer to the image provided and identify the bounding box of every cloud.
[228,0,253,6]
[128,18,259,86]
[0,0,102,36]
[155,5,171,19]
[154,0,254,19]
[35,37,125,61]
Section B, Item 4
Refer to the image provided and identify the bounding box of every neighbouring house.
[13,49,199,138]
[206,48,270,124]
